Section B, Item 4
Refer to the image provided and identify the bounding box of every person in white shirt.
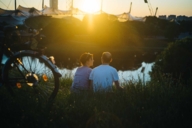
[89,52,123,92]
[71,52,94,93]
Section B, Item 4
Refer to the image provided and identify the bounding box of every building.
[177,15,188,21]
[158,15,167,20]
[50,0,58,10]
[158,14,192,21]
[167,15,176,20]
[189,16,192,21]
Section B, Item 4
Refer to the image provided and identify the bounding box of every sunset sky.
[0,0,192,17]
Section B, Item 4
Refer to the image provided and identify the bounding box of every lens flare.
[16,83,22,88]
[42,74,48,82]
[81,0,100,13]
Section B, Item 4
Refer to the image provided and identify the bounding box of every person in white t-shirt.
[89,52,123,92]
[71,52,94,93]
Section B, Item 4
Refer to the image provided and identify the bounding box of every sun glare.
[81,0,100,13]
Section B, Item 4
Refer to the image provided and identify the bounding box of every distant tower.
[50,0,58,10]
[66,0,73,16]
[66,0,73,10]
[100,0,103,13]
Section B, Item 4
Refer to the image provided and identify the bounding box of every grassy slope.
[0,78,192,128]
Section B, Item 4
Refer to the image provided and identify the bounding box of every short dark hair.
[79,52,93,65]
[102,52,112,63]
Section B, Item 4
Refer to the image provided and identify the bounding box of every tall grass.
[0,76,192,128]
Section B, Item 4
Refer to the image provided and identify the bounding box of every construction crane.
[154,7,158,17]
[144,0,154,16]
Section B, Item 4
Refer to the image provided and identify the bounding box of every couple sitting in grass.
[71,52,123,93]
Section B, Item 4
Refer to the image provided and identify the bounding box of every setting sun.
[80,0,100,13]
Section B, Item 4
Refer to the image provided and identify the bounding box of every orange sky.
[0,0,192,17]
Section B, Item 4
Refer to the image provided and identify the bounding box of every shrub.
[150,37,192,85]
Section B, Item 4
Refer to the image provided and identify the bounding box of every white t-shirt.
[89,65,119,92]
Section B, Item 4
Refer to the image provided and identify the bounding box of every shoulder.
[76,66,92,73]
[86,67,92,71]
[82,67,92,73]
[78,66,92,70]
[108,65,117,71]
[92,65,103,71]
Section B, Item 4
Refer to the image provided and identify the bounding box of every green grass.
[0,76,192,128]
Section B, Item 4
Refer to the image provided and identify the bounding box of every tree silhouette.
[150,37,192,85]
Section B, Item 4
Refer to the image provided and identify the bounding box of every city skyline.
[0,0,192,17]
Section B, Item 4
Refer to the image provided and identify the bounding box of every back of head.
[80,52,93,65]
[102,52,112,63]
